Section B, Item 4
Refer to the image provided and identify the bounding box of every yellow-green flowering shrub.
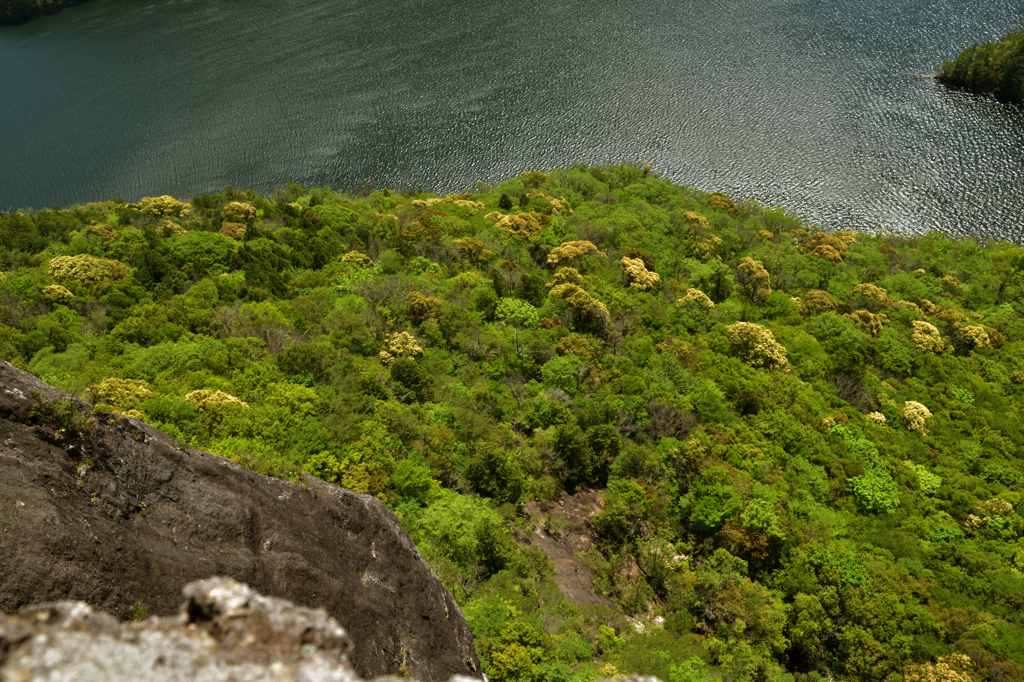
[184,389,249,410]
[219,222,247,240]
[379,331,423,365]
[407,291,442,322]
[452,238,494,263]
[683,210,709,226]
[43,284,74,305]
[904,652,973,682]
[88,378,153,410]
[852,282,891,306]
[221,201,257,222]
[708,193,738,215]
[494,212,548,238]
[158,220,187,237]
[681,288,714,308]
[911,321,944,353]
[548,283,610,327]
[547,240,605,267]
[866,411,887,425]
[798,232,849,259]
[139,195,191,218]
[48,254,130,287]
[957,325,991,349]
[548,267,583,287]
[556,333,595,361]
[341,251,374,268]
[525,192,573,215]
[693,235,721,260]
[621,256,660,291]
[800,290,838,315]
[848,309,887,336]
[727,322,789,371]
[903,401,932,434]
[85,223,119,243]
[736,257,771,303]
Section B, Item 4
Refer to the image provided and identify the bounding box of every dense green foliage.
[0,0,84,24]
[937,28,1024,104]
[3,166,1024,682]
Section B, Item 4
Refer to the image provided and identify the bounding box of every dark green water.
[1,0,1022,239]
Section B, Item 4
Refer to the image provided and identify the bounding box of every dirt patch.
[522,490,614,609]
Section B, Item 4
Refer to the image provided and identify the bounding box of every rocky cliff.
[0,360,480,682]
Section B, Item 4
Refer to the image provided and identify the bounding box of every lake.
[1,0,1022,239]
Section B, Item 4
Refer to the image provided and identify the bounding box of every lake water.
[1,0,1022,240]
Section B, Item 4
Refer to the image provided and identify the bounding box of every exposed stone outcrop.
[0,360,480,682]
[0,577,360,681]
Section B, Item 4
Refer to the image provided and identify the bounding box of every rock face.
[0,360,480,682]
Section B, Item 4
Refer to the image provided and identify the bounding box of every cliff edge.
[0,359,481,682]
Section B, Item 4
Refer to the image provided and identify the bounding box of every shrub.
[85,223,118,243]
[494,212,548,238]
[221,201,257,222]
[727,322,789,371]
[184,389,249,410]
[452,238,494,264]
[219,222,247,240]
[548,267,583,287]
[88,378,153,410]
[911,321,945,353]
[956,325,992,350]
[850,467,901,513]
[379,331,423,365]
[680,288,714,308]
[693,235,722,261]
[547,241,605,267]
[903,401,932,434]
[407,291,442,323]
[800,290,838,315]
[157,220,187,237]
[139,195,191,218]
[547,283,610,329]
[621,256,661,291]
[708,193,738,215]
[852,282,891,305]
[43,284,73,304]
[848,309,886,336]
[736,257,771,303]
[798,232,848,262]
[48,254,130,287]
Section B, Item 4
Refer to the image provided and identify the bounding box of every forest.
[937,27,1024,104]
[0,0,82,24]
[1,164,1023,682]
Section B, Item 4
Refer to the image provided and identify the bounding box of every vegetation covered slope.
[937,28,1024,104]
[2,164,1024,682]
[0,0,84,24]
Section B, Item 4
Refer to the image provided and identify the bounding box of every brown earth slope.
[523,491,615,609]
[0,360,480,682]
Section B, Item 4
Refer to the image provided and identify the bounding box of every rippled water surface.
[1,0,1022,238]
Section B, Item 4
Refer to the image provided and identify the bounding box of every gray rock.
[0,577,359,681]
